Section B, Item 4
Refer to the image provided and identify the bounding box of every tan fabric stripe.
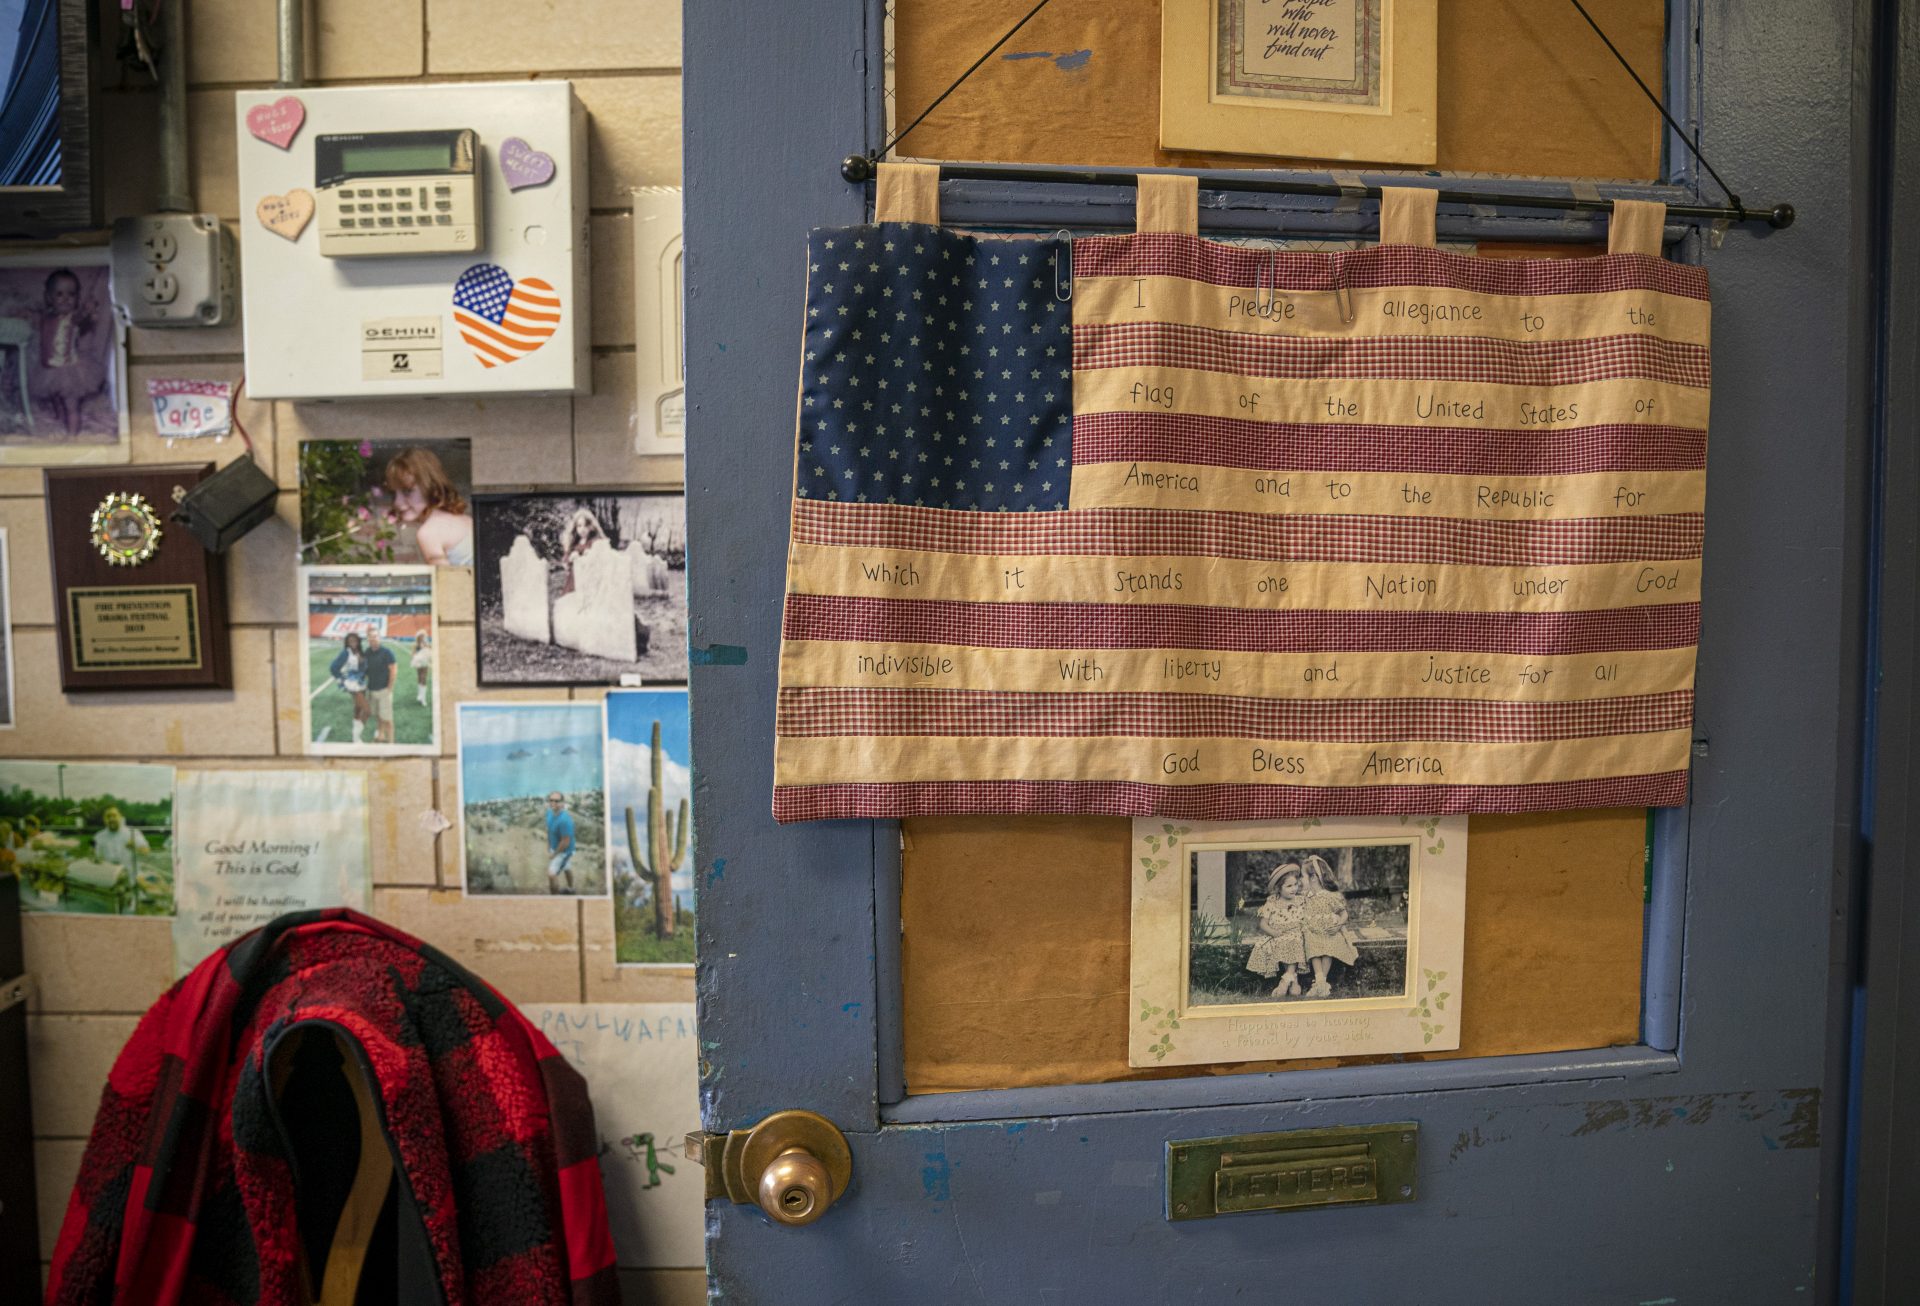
[775,727,1696,788]
[787,543,1701,613]
[1381,187,1438,248]
[1067,462,1705,521]
[1137,174,1199,235]
[1074,365,1710,433]
[875,162,939,225]
[1073,274,1713,347]
[777,642,1698,702]
[1609,200,1667,257]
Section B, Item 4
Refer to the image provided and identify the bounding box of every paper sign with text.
[530,1002,702,1268]
[146,379,235,440]
[171,769,371,974]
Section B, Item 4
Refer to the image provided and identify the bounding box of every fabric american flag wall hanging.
[773,166,1708,823]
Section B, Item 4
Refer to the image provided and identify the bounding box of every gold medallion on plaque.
[89,492,163,567]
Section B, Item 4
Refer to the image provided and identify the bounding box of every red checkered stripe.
[1072,321,1712,389]
[1068,411,1707,474]
[790,500,1703,565]
[770,773,1690,822]
[1071,233,1711,300]
[781,593,1702,654]
[774,686,1694,742]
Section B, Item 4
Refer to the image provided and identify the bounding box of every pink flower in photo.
[357,506,372,521]
[358,440,374,457]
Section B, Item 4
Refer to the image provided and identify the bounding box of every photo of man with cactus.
[604,689,694,965]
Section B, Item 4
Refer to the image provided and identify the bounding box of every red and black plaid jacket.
[47,909,620,1305]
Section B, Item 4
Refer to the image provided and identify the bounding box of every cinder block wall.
[17,4,700,1300]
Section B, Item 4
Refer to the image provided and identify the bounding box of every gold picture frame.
[1161,0,1438,165]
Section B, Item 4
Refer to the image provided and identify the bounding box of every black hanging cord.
[1566,0,1740,210]
[843,0,1792,230]
[870,0,1059,163]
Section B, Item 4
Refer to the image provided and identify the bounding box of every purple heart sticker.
[498,137,556,191]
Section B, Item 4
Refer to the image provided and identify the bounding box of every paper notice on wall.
[529,1003,702,1268]
[171,769,372,974]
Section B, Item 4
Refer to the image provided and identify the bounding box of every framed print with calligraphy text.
[1129,814,1466,1067]
[1161,0,1437,165]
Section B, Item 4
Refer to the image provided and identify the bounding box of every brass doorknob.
[687,1109,853,1228]
[757,1146,832,1225]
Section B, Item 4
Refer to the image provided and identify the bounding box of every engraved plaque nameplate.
[46,466,233,691]
[1167,1123,1417,1221]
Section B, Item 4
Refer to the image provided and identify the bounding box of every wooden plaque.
[45,465,233,691]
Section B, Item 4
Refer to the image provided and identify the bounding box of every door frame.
[1850,0,1919,1298]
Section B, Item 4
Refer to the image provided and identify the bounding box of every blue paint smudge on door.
[1001,49,1093,71]
[922,1151,951,1201]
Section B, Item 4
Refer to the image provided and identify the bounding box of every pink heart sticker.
[498,137,556,191]
[246,96,306,150]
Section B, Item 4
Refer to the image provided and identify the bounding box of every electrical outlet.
[110,213,238,328]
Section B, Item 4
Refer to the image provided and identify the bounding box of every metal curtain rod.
[838,157,1796,229]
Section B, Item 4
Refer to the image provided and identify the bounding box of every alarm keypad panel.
[314,128,482,257]
[234,81,588,400]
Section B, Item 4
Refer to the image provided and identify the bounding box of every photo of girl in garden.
[298,438,474,567]
[1188,842,1413,1007]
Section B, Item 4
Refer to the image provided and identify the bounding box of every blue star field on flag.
[795,223,1073,512]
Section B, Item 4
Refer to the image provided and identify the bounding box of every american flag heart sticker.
[452,263,561,368]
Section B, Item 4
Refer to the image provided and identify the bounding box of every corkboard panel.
[900,810,1647,1094]
[893,0,1665,180]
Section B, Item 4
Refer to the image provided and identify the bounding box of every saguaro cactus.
[625,719,688,938]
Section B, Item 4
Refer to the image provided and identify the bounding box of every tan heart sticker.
[256,189,315,242]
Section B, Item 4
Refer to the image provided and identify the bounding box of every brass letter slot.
[1167,1123,1417,1221]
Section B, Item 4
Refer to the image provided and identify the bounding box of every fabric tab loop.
[1380,187,1438,247]
[1609,199,1668,257]
[1137,174,1200,235]
[875,162,940,226]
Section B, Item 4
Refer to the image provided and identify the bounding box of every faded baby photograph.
[1188,843,1414,1006]
[457,703,608,898]
[0,259,123,447]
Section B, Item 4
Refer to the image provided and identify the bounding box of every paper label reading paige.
[146,380,234,439]
[361,316,445,380]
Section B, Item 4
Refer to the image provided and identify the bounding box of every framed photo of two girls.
[1129,814,1467,1067]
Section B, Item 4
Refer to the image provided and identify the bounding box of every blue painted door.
[683,2,1865,1299]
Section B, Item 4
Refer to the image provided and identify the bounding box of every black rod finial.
[842,154,876,184]
[1768,203,1796,230]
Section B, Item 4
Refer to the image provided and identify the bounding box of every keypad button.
[436,214,452,225]
[436,201,452,211]
[435,184,451,195]
[378,217,393,226]
[376,187,392,197]
[377,202,392,211]
[339,218,357,228]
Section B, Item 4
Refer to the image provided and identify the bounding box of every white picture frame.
[1129,813,1467,1067]
[297,565,440,757]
